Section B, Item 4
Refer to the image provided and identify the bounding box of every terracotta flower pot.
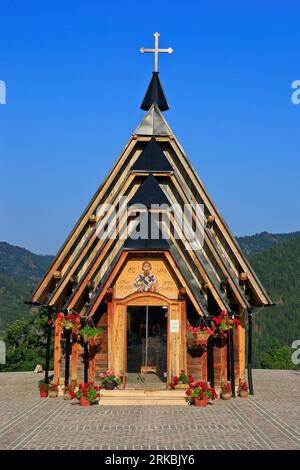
[239,390,249,398]
[79,396,91,406]
[40,390,48,398]
[221,392,231,400]
[194,397,208,407]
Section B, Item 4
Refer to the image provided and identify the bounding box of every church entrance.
[126,305,167,387]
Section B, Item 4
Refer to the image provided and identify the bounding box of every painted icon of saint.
[133,261,158,292]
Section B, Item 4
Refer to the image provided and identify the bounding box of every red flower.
[213,316,222,326]
[47,319,52,325]
[56,313,63,320]
[55,332,59,337]
[188,374,194,383]
[186,390,191,396]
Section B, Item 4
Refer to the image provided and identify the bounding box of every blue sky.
[0,1,299,255]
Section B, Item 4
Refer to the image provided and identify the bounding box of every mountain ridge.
[0,232,299,368]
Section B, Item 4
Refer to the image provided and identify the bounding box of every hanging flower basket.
[79,325,103,343]
[212,310,240,333]
[187,326,213,348]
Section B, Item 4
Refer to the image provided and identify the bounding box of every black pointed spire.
[140,72,169,112]
[131,138,173,173]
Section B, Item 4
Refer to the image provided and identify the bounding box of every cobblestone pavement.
[0,370,299,450]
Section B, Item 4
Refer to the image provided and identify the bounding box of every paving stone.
[0,370,299,449]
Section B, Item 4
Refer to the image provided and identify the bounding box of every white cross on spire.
[140,32,173,72]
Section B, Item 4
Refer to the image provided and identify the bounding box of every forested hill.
[0,242,53,283]
[0,242,54,334]
[237,231,300,257]
[0,233,299,369]
[249,235,300,367]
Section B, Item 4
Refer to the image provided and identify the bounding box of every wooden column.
[168,303,181,382]
[213,335,227,386]
[64,328,71,387]
[107,300,113,370]
[89,341,96,383]
[53,318,62,384]
[111,303,126,376]
[238,307,246,379]
[180,300,187,373]
[71,334,78,385]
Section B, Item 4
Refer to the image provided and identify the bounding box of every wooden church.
[30,33,272,399]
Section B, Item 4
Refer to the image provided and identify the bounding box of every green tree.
[260,340,295,370]
[0,307,53,372]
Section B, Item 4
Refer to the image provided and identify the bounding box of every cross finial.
[140,32,173,72]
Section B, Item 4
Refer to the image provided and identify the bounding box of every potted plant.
[48,383,59,398]
[238,379,249,398]
[63,385,75,400]
[79,325,103,343]
[75,383,100,406]
[170,370,193,389]
[220,382,232,400]
[99,369,121,390]
[38,379,49,398]
[212,310,240,334]
[186,381,218,407]
[63,312,81,332]
[187,325,213,347]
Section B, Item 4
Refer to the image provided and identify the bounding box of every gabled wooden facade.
[31,72,273,394]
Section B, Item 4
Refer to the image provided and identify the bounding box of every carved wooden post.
[53,315,62,384]
[64,328,71,387]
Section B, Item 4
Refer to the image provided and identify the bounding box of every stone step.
[100,399,188,406]
[99,389,188,406]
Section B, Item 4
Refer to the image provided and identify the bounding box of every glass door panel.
[127,306,167,387]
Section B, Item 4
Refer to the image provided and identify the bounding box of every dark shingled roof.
[129,175,170,208]
[131,139,173,173]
